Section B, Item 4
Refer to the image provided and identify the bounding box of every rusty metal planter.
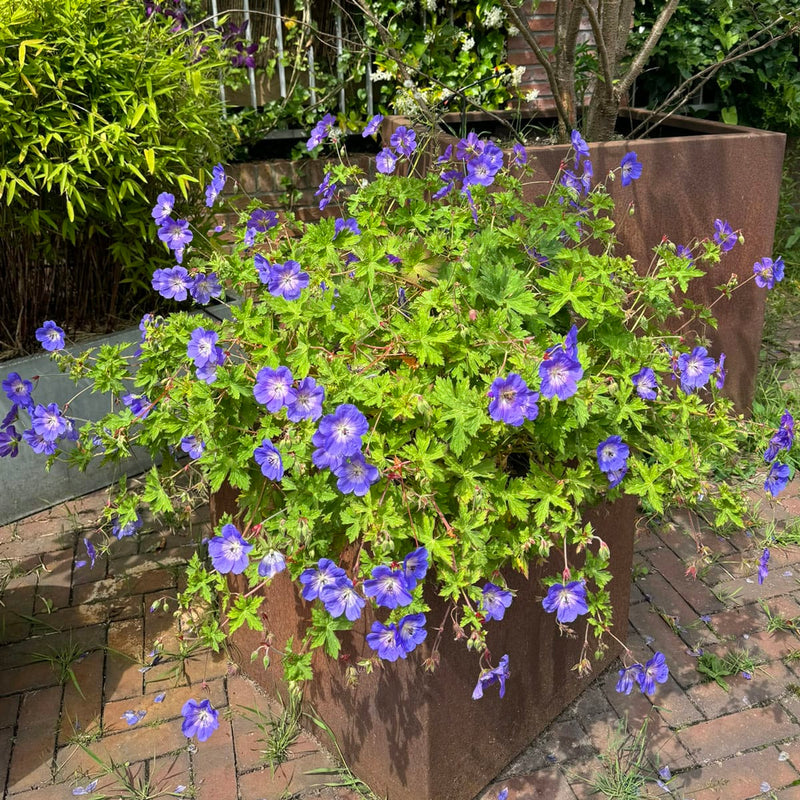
[385,110,786,413]
[212,488,638,800]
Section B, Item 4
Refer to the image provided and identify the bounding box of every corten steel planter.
[385,110,786,413]
[212,485,638,800]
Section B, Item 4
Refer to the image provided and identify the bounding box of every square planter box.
[213,488,638,800]
[384,110,786,413]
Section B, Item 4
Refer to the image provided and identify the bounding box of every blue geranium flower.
[316,403,369,458]
[320,577,366,621]
[362,114,383,137]
[332,452,380,496]
[258,550,286,579]
[596,435,629,474]
[363,565,413,609]
[472,654,510,700]
[2,372,34,407]
[181,698,219,742]
[480,582,513,621]
[753,256,785,289]
[620,151,642,186]
[713,219,737,252]
[299,558,346,601]
[396,612,427,653]
[254,439,283,481]
[765,462,791,497]
[35,321,65,352]
[253,366,294,413]
[207,524,252,575]
[366,621,405,661]
[632,367,658,400]
[402,546,429,589]
[488,374,539,426]
[541,580,589,624]
[677,346,716,393]
[637,652,669,695]
[268,260,310,301]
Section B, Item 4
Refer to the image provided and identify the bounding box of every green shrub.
[0,0,227,356]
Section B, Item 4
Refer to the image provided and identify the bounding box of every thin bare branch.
[577,0,612,92]
[500,0,571,134]
[629,16,800,138]
[617,0,680,98]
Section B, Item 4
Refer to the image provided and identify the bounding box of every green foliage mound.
[0,0,227,356]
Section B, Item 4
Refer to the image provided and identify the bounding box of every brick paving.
[3,482,800,799]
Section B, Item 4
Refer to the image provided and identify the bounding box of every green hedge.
[0,0,227,356]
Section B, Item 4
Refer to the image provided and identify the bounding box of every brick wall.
[507,0,593,114]
[221,153,378,224]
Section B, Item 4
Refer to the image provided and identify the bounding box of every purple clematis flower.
[207,524,252,575]
[542,580,589,624]
[181,698,219,742]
